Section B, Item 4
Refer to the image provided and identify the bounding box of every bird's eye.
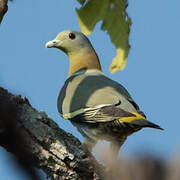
[69,33,76,40]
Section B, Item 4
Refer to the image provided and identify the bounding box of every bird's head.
[45,30,94,56]
[46,30,102,76]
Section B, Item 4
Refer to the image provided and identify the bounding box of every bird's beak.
[45,40,60,48]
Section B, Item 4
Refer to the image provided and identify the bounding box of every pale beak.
[45,40,60,48]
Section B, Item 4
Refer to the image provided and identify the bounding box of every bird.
[45,30,163,159]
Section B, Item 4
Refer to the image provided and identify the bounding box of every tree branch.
[0,0,8,24]
[0,87,104,180]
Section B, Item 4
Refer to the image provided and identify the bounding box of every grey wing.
[71,103,162,130]
[58,73,145,119]
[83,75,143,115]
[71,103,137,123]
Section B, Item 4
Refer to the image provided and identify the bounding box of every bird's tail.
[130,119,164,130]
[119,112,163,130]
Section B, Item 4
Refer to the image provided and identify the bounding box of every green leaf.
[76,0,131,73]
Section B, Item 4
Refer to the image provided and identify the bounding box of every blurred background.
[0,0,180,179]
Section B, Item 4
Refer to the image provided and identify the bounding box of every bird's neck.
[68,50,102,77]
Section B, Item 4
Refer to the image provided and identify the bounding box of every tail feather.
[131,119,164,130]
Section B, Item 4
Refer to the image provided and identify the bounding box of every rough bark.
[0,87,104,180]
[0,0,8,24]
